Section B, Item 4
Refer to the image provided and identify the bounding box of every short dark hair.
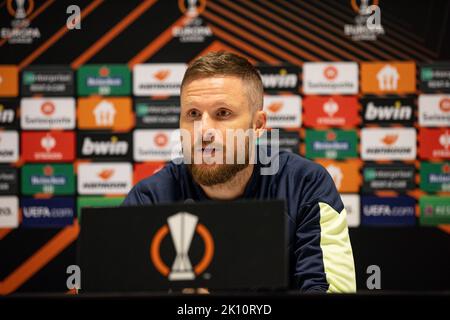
[181,51,264,112]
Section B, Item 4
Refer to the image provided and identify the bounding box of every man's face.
[180,76,259,186]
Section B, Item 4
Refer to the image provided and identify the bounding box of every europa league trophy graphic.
[14,0,27,19]
[359,0,370,15]
[186,0,198,17]
[168,212,198,280]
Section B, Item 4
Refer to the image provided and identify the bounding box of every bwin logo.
[82,136,128,156]
[365,101,412,121]
[261,70,297,89]
[0,105,14,124]
[151,212,214,281]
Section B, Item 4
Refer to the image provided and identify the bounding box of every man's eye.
[187,109,201,118]
[216,109,231,118]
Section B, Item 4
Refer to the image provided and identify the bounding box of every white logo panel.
[419,94,450,127]
[21,97,75,129]
[0,131,19,162]
[133,63,187,96]
[134,129,181,162]
[303,62,358,94]
[361,128,416,160]
[263,95,302,128]
[77,162,132,195]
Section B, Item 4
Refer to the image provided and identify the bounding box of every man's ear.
[254,109,267,137]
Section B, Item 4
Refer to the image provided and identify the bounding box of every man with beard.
[122,52,356,293]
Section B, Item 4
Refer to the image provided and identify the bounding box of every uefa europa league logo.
[168,212,198,280]
[151,212,214,281]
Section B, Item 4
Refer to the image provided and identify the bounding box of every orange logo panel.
[316,159,361,193]
[361,61,416,94]
[77,97,134,131]
[0,65,18,97]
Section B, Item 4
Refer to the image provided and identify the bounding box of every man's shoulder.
[135,161,184,191]
[272,151,342,210]
[123,161,186,205]
[276,150,327,179]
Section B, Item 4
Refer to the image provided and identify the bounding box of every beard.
[188,162,249,186]
[186,137,252,187]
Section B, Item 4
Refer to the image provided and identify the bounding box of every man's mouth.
[193,145,221,160]
[202,146,216,156]
[195,145,218,152]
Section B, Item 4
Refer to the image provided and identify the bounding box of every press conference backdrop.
[0,0,449,294]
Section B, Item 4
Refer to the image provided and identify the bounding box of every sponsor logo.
[420,63,450,93]
[151,212,214,280]
[344,0,385,41]
[134,129,182,162]
[305,129,358,159]
[78,132,132,160]
[135,98,180,128]
[341,194,360,228]
[174,0,212,43]
[361,128,416,160]
[77,162,132,195]
[1,0,41,44]
[257,65,300,92]
[303,96,359,127]
[419,128,450,159]
[20,97,75,129]
[0,195,18,228]
[420,162,450,192]
[133,64,187,96]
[77,97,134,131]
[418,94,450,127]
[316,159,361,192]
[21,66,74,96]
[0,166,18,194]
[77,196,125,220]
[302,62,358,94]
[0,66,18,96]
[21,197,74,228]
[362,164,415,192]
[420,196,450,226]
[362,97,415,124]
[21,131,75,162]
[323,65,338,80]
[21,164,74,195]
[134,162,165,185]
[361,61,416,94]
[362,196,416,226]
[77,64,130,96]
[263,95,301,128]
[0,99,19,128]
[0,130,19,162]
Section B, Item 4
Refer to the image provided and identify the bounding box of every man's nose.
[200,113,216,142]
